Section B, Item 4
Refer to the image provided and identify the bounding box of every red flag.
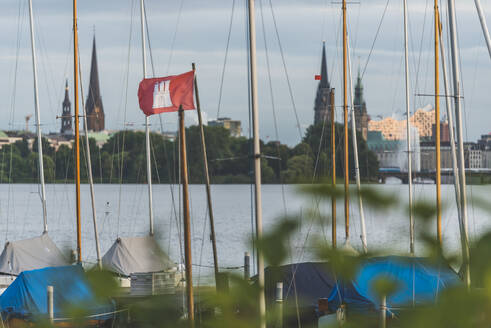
[138,70,195,116]
[315,75,321,80]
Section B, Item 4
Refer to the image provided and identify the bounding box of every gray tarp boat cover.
[0,234,68,276]
[102,236,174,276]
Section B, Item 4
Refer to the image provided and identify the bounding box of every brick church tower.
[85,35,105,132]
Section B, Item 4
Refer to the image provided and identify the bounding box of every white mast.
[247,0,266,327]
[28,0,48,234]
[438,24,462,218]
[140,0,154,236]
[403,0,414,255]
[474,0,491,60]
[347,35,367,253]
[447,0,471,287]
[79,69,102,268]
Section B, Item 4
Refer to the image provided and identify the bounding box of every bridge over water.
[378,167,491,184]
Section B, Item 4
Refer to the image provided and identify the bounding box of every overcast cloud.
[0,0,490,145]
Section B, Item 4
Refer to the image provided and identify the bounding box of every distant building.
[0,131,22,150]
[431,121,450,143]
[420,141,453,171]
[85,35,105,132]
[483,150,491,169]
[464,142,482,169]
[46,134,73,151]
[60,80,73,135]
[353,70,369,140]
[367,130,420,172]
[368,105,435,141]
[87,131,111,148]
[208,117,242,137]
[478,132,491,149]
[314,42,335,125]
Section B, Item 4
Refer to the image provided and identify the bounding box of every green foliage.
[0,124,380,184]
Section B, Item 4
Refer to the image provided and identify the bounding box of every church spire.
[85,34,105,132]
[320,41,330,88]
[314,42,335,125]
[61,79,73,135]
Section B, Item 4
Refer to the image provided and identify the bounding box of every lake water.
[0,183,489,284]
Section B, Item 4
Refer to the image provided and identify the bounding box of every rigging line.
[116,0,136,237]
[258,0,286,206]
[360,0,390,81]
[143,0,156,77]
[455,13,475,242]
[259,2,300,326]
[268,0,302,139]
[143,0,182,261]
[412,0,430,111]
[216,0,236,119]
[166,0,185,75]
[6,0,26,241]
[33,14,57,125]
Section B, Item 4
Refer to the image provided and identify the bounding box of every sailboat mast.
[247,0,266,327]
[27,0,48,234]
[79,53,102,269]
[438,21,462,218]
[192,63,220,280]
[347,35,367,253]
[331,91,336,249]
[73,0,82,263]
[474,0,491,60]
[403,0,415,255]
[139,0,154,236]
[446,0,471,287]
[434,0,442,245]
[342,0,350,241]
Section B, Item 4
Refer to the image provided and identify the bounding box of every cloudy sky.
[0,0,490,146]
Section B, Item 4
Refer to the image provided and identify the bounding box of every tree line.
[0,123,379,184]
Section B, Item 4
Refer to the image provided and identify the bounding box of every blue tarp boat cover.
[327,256,460,315]
[0,265,114,321]
[263,262,336,310]
[258,262,336,326]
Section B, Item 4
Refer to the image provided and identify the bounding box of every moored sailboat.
[0,0,68,287]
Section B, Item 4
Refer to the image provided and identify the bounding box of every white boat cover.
[0,233,68,276]
[102,236,174,277]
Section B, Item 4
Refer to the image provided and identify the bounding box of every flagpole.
[179,106,194,325]
[139,0,154,236]
[192,63,220,283]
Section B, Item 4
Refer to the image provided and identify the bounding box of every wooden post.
[73,0,82,264]
[276,282,283,328]
[47,285,54,323]
[342,0,350,241]
[179,108,194,325]
[192,63,219,283]
[330,89,336,249]
[244,252,250,280]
